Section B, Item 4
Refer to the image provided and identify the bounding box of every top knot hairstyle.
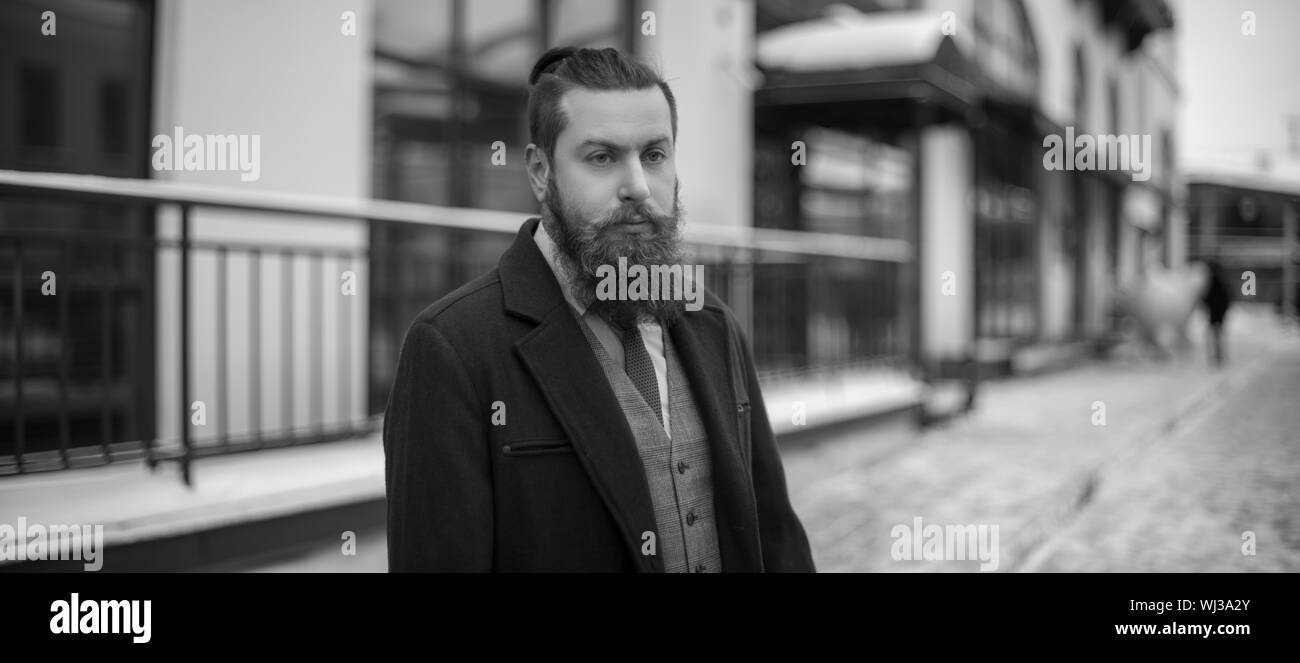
[526,46,678,162]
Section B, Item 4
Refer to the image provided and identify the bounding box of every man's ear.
[524,144,549,203]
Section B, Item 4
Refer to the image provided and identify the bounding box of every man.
[1200,257,1232,367]
[383,46,814,572]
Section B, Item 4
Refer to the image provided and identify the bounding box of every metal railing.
[1,169,914,484]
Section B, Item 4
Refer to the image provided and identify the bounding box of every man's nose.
[618,160,652,205]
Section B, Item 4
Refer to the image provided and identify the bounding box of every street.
[233,306,1299,573]
[792,305,1299,572]
[1025,342,1300,571]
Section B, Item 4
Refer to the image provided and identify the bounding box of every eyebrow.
[576,135,672,151]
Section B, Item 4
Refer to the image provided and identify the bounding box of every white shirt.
[533,223,671,437]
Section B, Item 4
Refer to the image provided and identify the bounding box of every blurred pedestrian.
[1200,258,1232,367]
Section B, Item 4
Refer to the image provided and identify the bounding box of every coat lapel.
[502,218,660,572]
[670,316,764,572]
[499,217,764,572]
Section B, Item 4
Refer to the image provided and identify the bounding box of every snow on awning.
[756,9,956,73]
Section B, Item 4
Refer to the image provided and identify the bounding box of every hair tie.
[529,46,579,85]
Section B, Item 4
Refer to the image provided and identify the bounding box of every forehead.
[557,87,673,148]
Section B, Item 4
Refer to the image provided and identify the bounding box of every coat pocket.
[502,438,575,457]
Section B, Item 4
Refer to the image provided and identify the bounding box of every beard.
[541,174,688,329]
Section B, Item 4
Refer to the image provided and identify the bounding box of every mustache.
[542,178,689,326]
[591,203,675,231]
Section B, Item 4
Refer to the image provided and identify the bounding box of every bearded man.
[382,46,814,573]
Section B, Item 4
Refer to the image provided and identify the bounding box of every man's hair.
[527,46,678,162]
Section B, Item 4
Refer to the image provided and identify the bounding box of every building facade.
[753,0,1178,375]
[0,0,796,471]
[1187,175,1300,318]
[2,0,1179,472]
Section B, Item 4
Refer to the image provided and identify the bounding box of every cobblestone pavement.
[786,308,1299,572]
[1023,349,1300,572]
[236,308,1297,573]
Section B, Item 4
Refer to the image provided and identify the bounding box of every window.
[971,0,1040,101]
[371,0,633,210]
[799,127,913,241]
[99,78,129,156]
[552,0,626,49]
[974,122,1039,340]
[19,65,60,150]
[367,0,634,414]
[0,0,157,458]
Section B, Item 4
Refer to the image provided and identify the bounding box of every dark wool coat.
[383,217,815,572]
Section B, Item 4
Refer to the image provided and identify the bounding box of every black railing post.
[12,238,24,473]
[312,252,323,442]
[282,249,294,441]
[217,245,229,451]
[179,203,193,487]
[250,247,262,449]
[58,243,70,469]
[99,267,112,463]
[338,252,350,433]
[144,207,159,472]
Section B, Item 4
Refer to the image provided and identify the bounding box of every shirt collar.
[532,221,662,333]
[533,220,590,316]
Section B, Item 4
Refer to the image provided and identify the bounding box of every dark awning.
[754,10,981,126]
[1099,0,1175,52]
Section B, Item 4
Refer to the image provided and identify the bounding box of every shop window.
[0,0,157,457]
[368,0,633,414]
[19,66,60,150]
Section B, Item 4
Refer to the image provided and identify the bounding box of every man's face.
[530,87,686,326]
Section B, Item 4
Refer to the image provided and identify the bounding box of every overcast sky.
[1175,0,1300,179]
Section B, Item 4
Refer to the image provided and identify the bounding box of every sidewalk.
[788,304,1296,572]
[7,305,1286,572]
[0,358,923,571]
[0,434,387,571]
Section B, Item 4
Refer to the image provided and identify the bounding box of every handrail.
[0,169,912,263]
[0,168,914,483]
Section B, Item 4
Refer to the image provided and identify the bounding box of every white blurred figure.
[1113,263,1209,360]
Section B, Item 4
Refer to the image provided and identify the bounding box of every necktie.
[613,318,663,425]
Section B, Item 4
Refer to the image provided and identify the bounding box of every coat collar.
[500,218,764,572]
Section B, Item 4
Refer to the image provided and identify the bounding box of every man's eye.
[644,150,666,163]
[588,153,613,165]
